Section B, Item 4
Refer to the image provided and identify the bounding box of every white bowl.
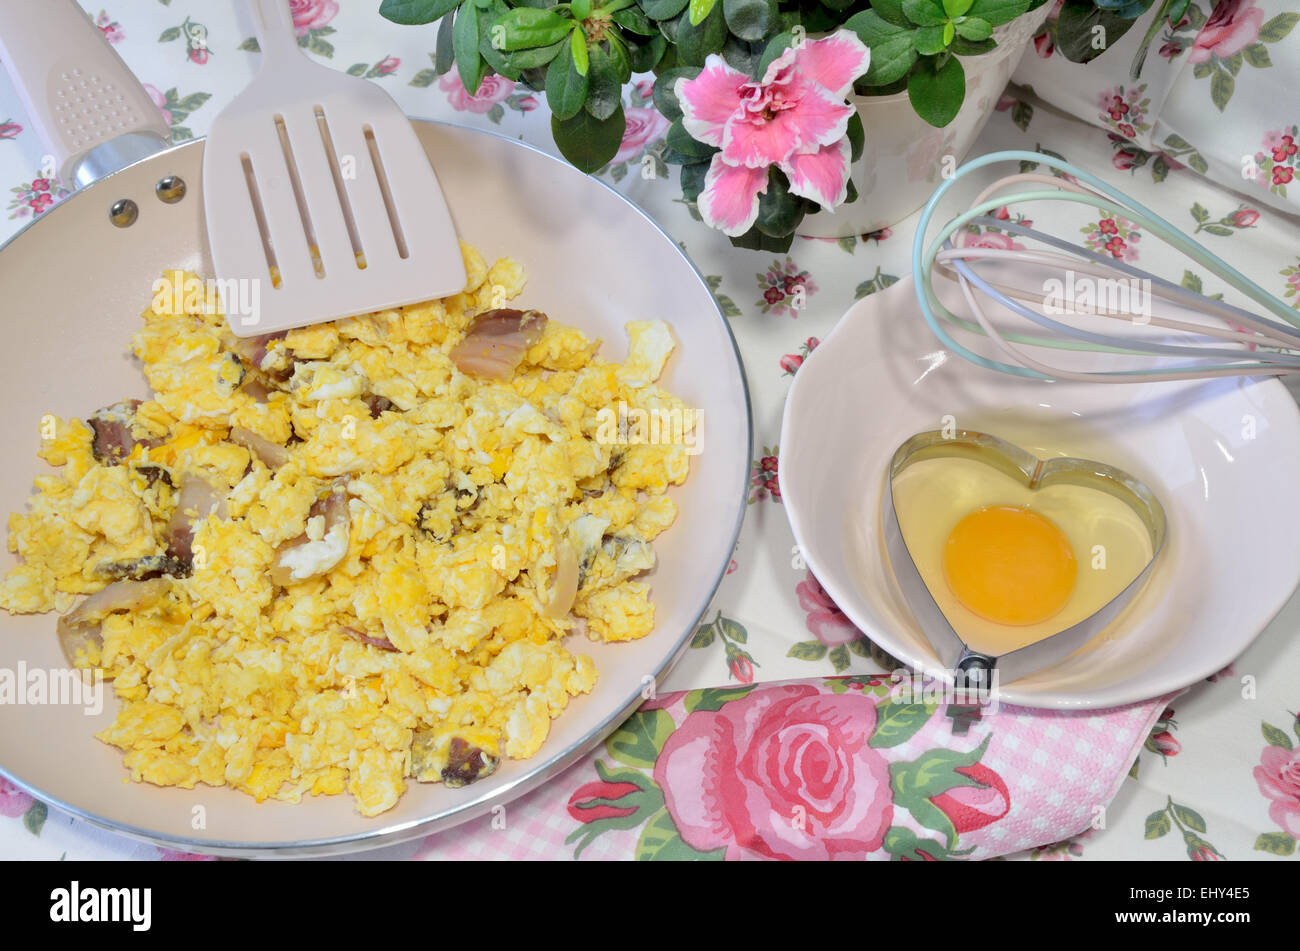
[0,122,751,855]
[780,275,1300,709]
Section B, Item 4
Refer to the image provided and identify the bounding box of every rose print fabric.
[410,677,1168,861]
[0,2,1297,862]
[1015,0,1300,216]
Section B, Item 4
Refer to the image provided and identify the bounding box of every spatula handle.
[0,0,171,188]
[245,0,307,67]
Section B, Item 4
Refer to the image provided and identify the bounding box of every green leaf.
[22,800,47,837]
[847,110,864,162]
[871,0,911,27]
[753,168,803,235]
[942,20,955,45]
[346,62,367,76]
[914,25,948,55]
[503,36,568,69]
[903,0,947,26]
[1055,2,1140,63]
[690,623,715,648]
[676,0,727,66]
[1172,803,1206,833]
[666,119,715,158]
[571,26,589,74]
[756,30,796,76]
[679,160,708,201]
[1010,98,1032,131]
[718,617,747,643]
[966,0,1029,27]
[652,66,700,122]
[949,35,995,54]
[572,0,592,17]
[454,4,487,93]
[1163,132,1190,150]
[943,0,974,15]
[1262,721,1293,749]
[1201,224,1233,236]
[1242,42,1271,69]
[905,795,960,848]
[846,635,872,655]
[409,67,439,86]
[585,43,621,119]
[637,0,690,18]
[629,33,668,70]
[1145,809,1171,839]
[1221,50,1243,76]
[870,701,935,748]
[1190,201,1209,222]
[635,808,726,860]
[605,707,674,768]
[908,53,965,127]
[614,5,657,34]
[722,0,774,41]
[1187,151,1208,175]
[828,644,851,673]
[238,36,261,52]
[1180,269,1203,297]
[436,15,456,73]
[955,16,991,40]
[552,103,625,173]
[1254,831,1297,856]
[1258,11,1300,43]
[305,33,336,57]
[1151,154,1169,183]
[380,0,461,23]
[684,685,756,712]
[546,36,590,119]
[846,12,917,85]
[159,26,182,42]
[883,824,952,860]
[1192,60,1212,79]
[498,7,574,49]
[687,0,718,26]
[788,640,829,661]
[890,736,989,808]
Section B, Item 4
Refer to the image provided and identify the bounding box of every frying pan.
[0,1,751,855]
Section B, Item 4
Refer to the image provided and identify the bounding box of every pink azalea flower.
[676,30,870,236]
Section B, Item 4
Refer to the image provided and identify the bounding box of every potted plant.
[380,0,1054,249]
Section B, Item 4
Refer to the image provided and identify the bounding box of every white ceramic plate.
[780,274,1300,709]
[0,122,751,855]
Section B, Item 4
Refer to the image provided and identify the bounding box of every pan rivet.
[155,176,187,204]
[109,198,138,228]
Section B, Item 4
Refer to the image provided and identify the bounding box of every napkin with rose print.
[411,676,1174,861]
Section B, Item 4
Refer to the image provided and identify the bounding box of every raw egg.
[891,455,1152,655]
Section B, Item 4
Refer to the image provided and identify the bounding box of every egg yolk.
[942,505,1077,626]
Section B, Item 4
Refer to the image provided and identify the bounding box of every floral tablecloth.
[1,0,1299,861]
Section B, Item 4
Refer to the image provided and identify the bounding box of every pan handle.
[0,0,172,189]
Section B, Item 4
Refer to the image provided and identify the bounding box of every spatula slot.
[314,105,366,271]
[363,124,409,261]
[273,113,325,279]
[240,151,281,290]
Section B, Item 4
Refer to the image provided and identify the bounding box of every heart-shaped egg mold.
[882,430,1167,685]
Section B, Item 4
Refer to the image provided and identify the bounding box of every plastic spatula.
[203,0,465,337]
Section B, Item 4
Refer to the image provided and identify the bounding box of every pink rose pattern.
[1188,0,1264,65]
[289,0,339,37]
[779,336,819,376]
[1082,214,1142,262]
[1096,85,1151,143]
[437,73,536,125]
[1281,257,1300,310]
[1253,124,1299,197]
[656,685,893,859]
[7,175,70,220]
[756,258,817,317]
[1254,718,1300,854]
[690,611,759,685]
[748,445,779,503]
[563,678,1008,861]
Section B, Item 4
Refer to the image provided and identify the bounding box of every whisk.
[912,150,1300,383]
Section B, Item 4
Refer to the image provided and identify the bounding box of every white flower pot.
[797,6,1052,237]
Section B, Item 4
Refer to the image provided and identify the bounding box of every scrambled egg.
[0,243,695,817]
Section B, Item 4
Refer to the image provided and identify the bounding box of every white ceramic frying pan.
[0,1,751,855]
